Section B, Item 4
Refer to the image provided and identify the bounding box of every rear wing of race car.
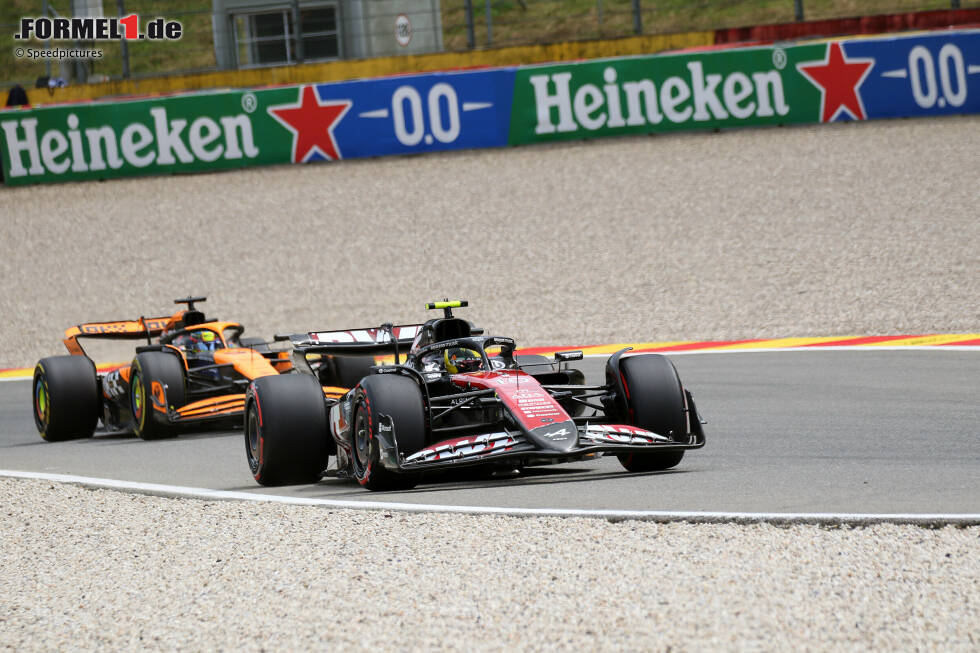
[63,316,173,357]
[286,324,423,355]
[280,324,423,377]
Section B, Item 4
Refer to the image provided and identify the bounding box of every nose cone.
[526,419,578,452]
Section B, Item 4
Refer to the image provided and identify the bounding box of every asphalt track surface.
[2,349,977,515]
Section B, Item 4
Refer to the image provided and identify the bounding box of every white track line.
[2,469,977,525]
[1,345,976,382]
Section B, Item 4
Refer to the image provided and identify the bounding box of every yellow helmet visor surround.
[445,347,480,374]
[201,331,216,342]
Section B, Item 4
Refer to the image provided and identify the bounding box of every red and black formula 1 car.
[245,301,705,490]
[32,296,307,441]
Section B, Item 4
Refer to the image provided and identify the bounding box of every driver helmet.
[199,330,217,351]
[176,330,216,353]
[174,332,199,352]
[444,347,482,374]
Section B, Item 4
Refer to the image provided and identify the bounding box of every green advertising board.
[0,86,301,186]
[508,43,826,144]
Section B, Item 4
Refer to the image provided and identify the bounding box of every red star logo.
[797,42,874,122]
[267,85,351,162]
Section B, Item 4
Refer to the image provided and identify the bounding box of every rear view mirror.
[554,350,583,363]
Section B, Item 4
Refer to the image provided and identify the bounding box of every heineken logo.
[0,106,259,179]
[528,61,790,135]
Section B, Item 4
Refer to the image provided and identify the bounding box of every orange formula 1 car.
[32,296,312,441]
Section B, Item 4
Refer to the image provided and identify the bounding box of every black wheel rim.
[353,406,371,473]
[246,404,260,468]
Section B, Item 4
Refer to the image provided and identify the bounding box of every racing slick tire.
[351,374,425,491]
[33,356,100,442]
[131,351,186,440]
[616,354,687,473]
[245,374,329,486]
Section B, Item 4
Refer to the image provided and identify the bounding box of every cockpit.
[416,336,517,376]
[172,329,225,354]
[162,324,244,356]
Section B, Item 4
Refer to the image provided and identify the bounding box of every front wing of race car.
[374,421,706,473]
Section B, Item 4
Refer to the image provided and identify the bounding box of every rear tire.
[245,374,329,486]
[616,354,687,473]
[351,374,425,491]
[33,356,100,442]
[131,351,186,440]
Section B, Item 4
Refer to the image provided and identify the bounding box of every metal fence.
[2,0,974,88]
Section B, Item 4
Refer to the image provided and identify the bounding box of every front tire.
[33,356,100,442]
[245,374,329,486]
[131,351,186,440]
[616,354,688,473]
[351,374,426,491]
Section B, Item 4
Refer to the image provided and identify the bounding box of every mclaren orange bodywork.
[52,300,298,436]
[212,348,282,379]
[175,394,247,420]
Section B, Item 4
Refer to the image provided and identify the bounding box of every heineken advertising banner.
[0,68,515,186]
[2,29,977,186]
[509,28,980,143]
